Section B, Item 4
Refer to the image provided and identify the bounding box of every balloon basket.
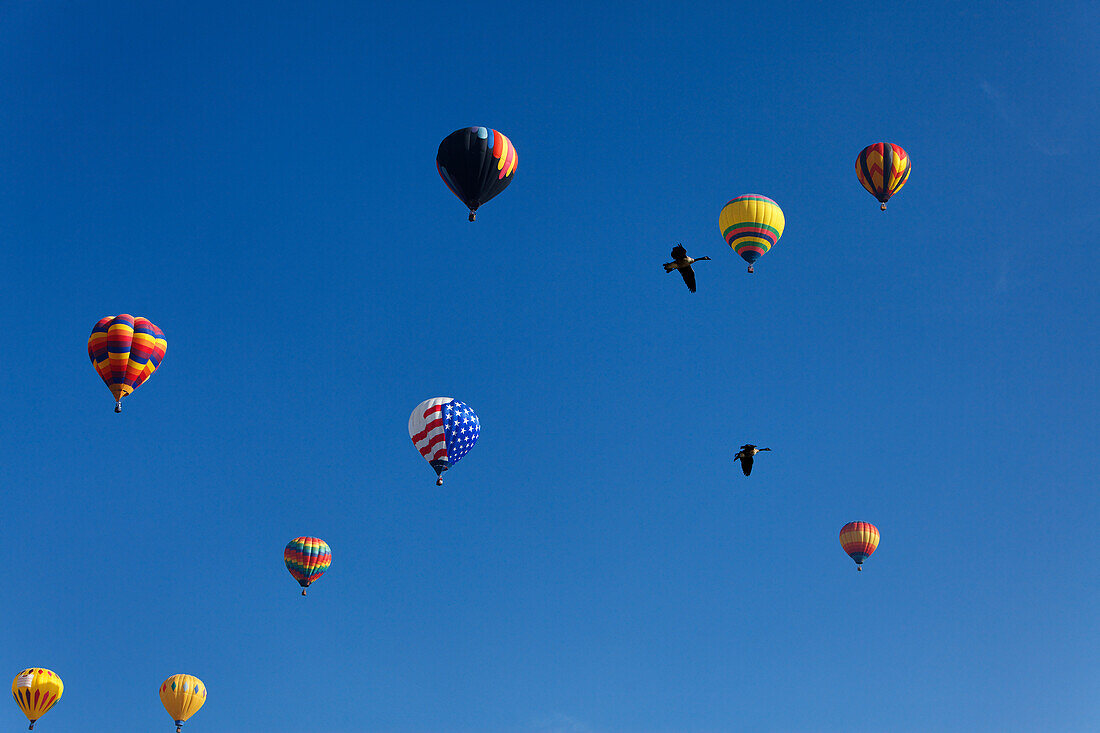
[468,211,476,222]
[436,477,444,486]
[115,400,122,413]
[301,589,307,596]
[880,203,887,211]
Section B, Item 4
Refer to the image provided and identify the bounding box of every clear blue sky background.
[2,2,1097,731]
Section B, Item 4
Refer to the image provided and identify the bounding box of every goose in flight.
[663,244,710,293]
[734,444,770,476]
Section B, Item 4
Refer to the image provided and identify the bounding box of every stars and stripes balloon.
[719,194,785,273]
[436,127,518,221]
[839,521,880,571]
[409,398,480,485]
[284,537,332,596]
[856,142,911,210]
[159,674,206,733]
[88,314,167,412]
[11,668,63,730]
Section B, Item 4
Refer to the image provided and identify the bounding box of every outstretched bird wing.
[739,454,753,476]
[671,244,687,260]
[679,266,697,293]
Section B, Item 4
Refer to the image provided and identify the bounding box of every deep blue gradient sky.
[2,2,1098,731]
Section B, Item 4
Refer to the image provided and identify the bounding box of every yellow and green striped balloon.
[719,194,785,273]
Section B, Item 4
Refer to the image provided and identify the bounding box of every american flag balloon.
[408,397,480,485]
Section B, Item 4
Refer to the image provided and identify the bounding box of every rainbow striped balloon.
[284,537,331,595]
[88,314,167,412]
[719,194,785,273]
[839,521,880,571]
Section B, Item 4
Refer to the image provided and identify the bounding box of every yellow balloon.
[159,674,206,732]
[718,194,785,273]
[11,668,63,729]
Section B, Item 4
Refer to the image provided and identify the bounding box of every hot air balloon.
[840,521,880,571]
[160,674,206,733]
[409,398,480,485]
[88,314,167,412]
[719,194,785,273]
[11,669,62,730]
[856,143,911,210]
[436,127,518,221]
[284,537,332,596]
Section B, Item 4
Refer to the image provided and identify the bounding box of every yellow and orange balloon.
[839,521,880,571]
[88,314,167,412]
[160,674,206,732]
[11,668,63,730]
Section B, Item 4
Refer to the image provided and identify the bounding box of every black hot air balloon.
[436,127,518,221]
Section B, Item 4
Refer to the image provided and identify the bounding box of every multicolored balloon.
[159,674,206,732]
[408,398,480,485]
[11,668,63,730]
[839,521,880,571]
[719,194,785,273]
[284,537,332,596]
[88,314,167,412]
[436,127,518,221]
[856,143,911,210]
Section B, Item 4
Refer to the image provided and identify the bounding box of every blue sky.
[1,1,1097,731]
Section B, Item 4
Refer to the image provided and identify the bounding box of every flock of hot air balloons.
[706,145,907,570]
[10,669,205,732]
[16,128,901,730]
[11,669,205,732]
[710,146,906,571]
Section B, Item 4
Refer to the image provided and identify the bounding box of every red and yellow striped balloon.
[88,314,167,412]
[855,143,911,210]
[839,521,880,570]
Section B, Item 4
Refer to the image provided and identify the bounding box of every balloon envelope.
[12,668,63,728]
[408,398,480,482]
[436,127,517,219]
[856,143,911,209]
[88,314,166,410]
[839,521,880,567]
[284,537,332,593]
[719,194,785,266]
[160,674,206,731]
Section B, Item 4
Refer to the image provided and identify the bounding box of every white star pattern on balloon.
[442,400,480,463]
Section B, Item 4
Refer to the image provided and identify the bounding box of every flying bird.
[734,444,770,476]
[663,244,710,292]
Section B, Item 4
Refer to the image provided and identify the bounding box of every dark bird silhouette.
[734,444,770,476]
[663,244,710,293]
